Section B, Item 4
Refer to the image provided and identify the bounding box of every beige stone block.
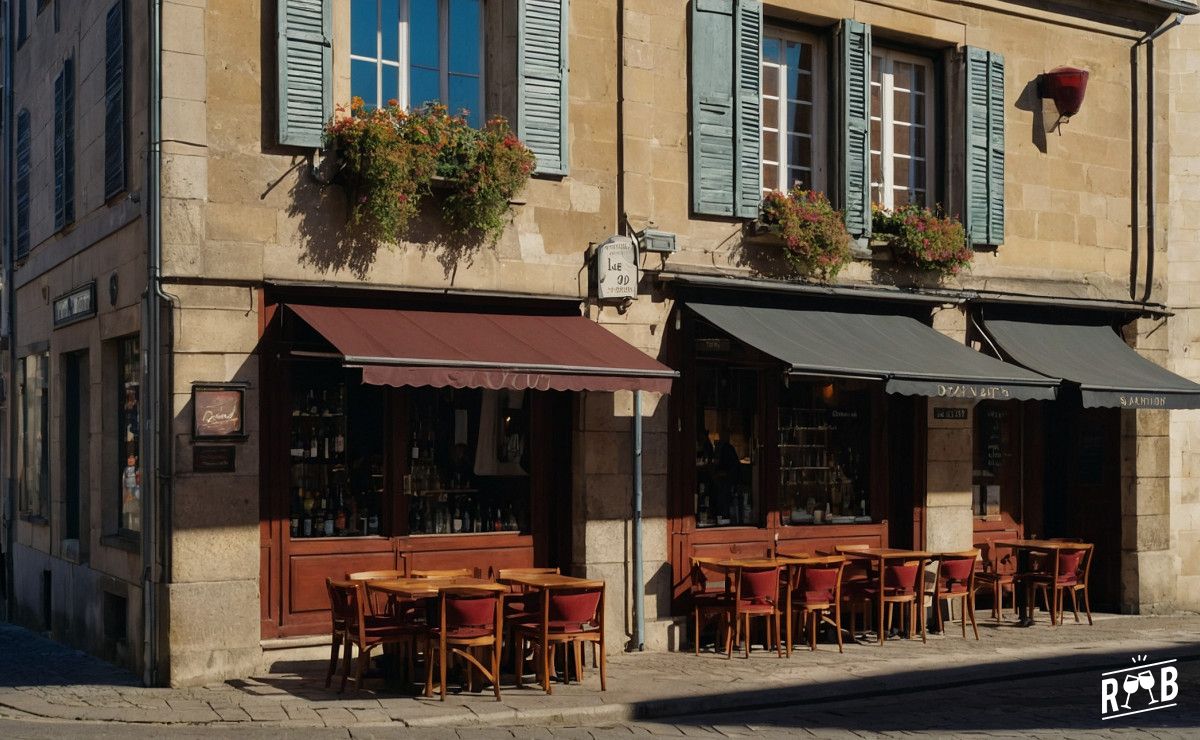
[171,478,259,583]
[163,1,206,56]
[162,198,204,247]
[1036,211,1077,242]
[923,505,973,552]
[1136,435,1170,477]
[583,431,630,476]
[162,153,208,200]
[205,202,279,243]
[928,428,972,463]
[166,579,261,686]
[175,308,260,354]
[927,460,971,497]
[163,49,207,103]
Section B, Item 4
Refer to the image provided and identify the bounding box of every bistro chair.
[830,544,874,637]
[880,559,926,643]
[724,565,782,659]
[494,567,562,664]
[411,568,475,578]
[326,579,416,694]
[424,587,504,702]
[347,570,408,617]
[1031,544,1094,626]
[689,556,731,655]
[784,556,847,655]
[514,580,607,695]
[928,551,980,640]
[973,543,1017,621]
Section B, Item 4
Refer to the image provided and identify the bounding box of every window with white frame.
[870,49,934,209]
[350,0,484,127]
[760,30,826,194]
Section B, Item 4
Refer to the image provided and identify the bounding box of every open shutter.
[105,1,126,199]
[54,67,65,230]
[16,111,30,259]
[965,46,1005,247]
[64,57,76,226]
[518,0,569,176]
[837,19,871,238]
[277,0,331,148]
[733,1,761,218]
[690,0,735,216]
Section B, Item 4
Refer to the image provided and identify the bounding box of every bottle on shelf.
[290,430,304,459]
[309,429,318,459]
[335,505,346,535]
[306,389,318,416]
[335,426,345,456]
[452,503,463,533]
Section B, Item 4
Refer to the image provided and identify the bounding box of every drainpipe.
[631,389,645,651]
[1131,13,1184,303]
[3,0,16,618]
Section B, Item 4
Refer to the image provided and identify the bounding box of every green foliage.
[759,187,854,280]
[326,100,535,246]
[873,204,973,277]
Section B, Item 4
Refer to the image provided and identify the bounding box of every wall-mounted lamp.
[1038,67,1089,122]
[636,228,677,254]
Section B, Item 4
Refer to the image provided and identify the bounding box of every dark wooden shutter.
[55,66,65,230]
[965,46,1005,247]
[64,57,75,225]
[837,18,871,238]
[277,0,331,148]
[733,0,761,218]
[518,0,569,176]
[105,1,126,199]
[16,110,31,259]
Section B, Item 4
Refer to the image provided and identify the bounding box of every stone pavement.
[0,613,1197,733]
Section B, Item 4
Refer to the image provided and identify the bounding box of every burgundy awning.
[286,304,676,394]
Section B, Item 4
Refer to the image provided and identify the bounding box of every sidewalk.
[0,613,1196,729]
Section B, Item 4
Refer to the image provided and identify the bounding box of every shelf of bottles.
[779,407,869,525]
[405,390,526,536]
[288,385,383,538]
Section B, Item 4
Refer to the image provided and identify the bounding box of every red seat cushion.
[736,599,775,614]
[517,620,599,634]
[430,625,493,640]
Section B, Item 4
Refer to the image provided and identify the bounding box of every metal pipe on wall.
[3,0,18,619]
[632,389,645,651]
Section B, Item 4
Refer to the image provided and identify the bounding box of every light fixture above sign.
[636,228,677,254]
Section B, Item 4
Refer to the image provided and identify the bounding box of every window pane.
[351,59,378,107]
[788,101,811,135]
[870,118,881,149]
[762,97,779,131]
[410,66,440,108]
[380,0,400,62]
[870,152,882,186]
[894,157,910,189]
[381,64,400,106]
[119,339,141,533]
[871,184,883,206]
[449,0,481,76]
[913,162,927,190]
[351,0,378,58]
[763,130,779,164]
[409,0,440,69]
[892,61,913,92]
[910,189,928,207]
[762,36,781,63]
[870,82,881,117]
[894,124,911,156]
[912,95,927,125]
[449,74,481,126]
[762,65,778,95]
[913,129,926,158]
[787,167,812,190]
[695,365,759,528]
[871,56,882,83]
[894,89,912,123]
[762,163,779,190]
[788,69,812,103]
[912,65,927,93]
[788,135,811,169]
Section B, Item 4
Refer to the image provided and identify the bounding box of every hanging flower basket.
[757,187,854,281]
[872,204,973,277]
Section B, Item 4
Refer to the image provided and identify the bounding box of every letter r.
[1160,666,1179,703]
[1101,678,1120,714]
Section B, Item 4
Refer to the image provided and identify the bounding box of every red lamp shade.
[1038,67,1089,119]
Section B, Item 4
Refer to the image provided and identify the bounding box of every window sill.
[19,514,49,526]
[101,533,140,553]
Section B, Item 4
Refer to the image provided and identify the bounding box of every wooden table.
[497,573,596,589]
[368,576,504,600]
[994,539,1086,626]
[842,548,930,645]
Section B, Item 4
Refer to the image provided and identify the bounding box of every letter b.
[1160,666,1179,703]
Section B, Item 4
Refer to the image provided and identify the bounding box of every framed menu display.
[192,384,247,440]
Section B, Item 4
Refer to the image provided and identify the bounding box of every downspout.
[3,0,16,618]
[631,390,645,651]
[1132,13,1184,303]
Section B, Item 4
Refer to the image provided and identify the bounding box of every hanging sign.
[192,384,247,440]
[595,236,638,301]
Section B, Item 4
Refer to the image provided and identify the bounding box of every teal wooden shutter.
[16,110,30,259]
[105,1,126,199]
[690,0,735,216]
[64,58,76,226]
[965,46,1005,247]
[837,19,871,238]
[733,1,761,218]
[54,64,65,230]
[518,0,569,176]
[277,0,331,148]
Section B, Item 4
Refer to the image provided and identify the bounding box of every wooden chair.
[496,567,561,618]
[689,556,731,655]
[973,542,1016,621]
[831,544,873,636]
[514,580,606,695]
[326,579,416,693]
[784,556,847,655]
[928,551,979,640]
[347,570,407,616]
[424,587,504,702]
[411,568,475,578]
[880,559,925,643]
[723,565,782,659]
[1031,544,1093,626]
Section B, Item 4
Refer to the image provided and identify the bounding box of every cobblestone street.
[0,613,1196,737]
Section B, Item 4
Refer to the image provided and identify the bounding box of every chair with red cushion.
[723,566,782,659]
[928,550,979,640]
[879,559,926,643]
[784,556,847,655]
[514,581,606,695]
[1031,544,1093,626]
[689,557,732,655]
[326,579,417,693]
[973,542,1016,621]
[424,587,504,701]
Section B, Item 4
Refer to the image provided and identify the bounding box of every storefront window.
[973,402,1014,518]
[118,338,141,533]
[694,366,759,528]
[289,363,385,538]
[406,387,529,534]
[778,380,873,525]
[18,353,50,519]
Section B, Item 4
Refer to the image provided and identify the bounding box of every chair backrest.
[327,579,366,638]
[936,550,979,593]
[884,560,921,594]
[439,587,501,636]
[689,557,727,594]
[540,581,605,632]
[1057,546,1091,582]
[737,566,779,605]
[411,568,474,578]
[347,569,405,581]
[978,542,1014,573]
[790,557,845,604]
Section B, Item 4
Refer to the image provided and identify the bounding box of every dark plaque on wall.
[933,407,968,420]
[192,384,247,440]
[193,445,236,473]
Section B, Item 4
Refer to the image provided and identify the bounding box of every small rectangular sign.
[595,237,638,301]
[193,445,236,473]
[53,283,96,327]
[933,407,968,420]
[192,384,246,439]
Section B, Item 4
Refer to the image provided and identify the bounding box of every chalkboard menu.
[973,405,1011,517]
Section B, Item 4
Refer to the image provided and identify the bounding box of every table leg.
[877,558,885,645]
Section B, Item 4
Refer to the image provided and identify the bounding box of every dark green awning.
[981,315,1200,409]
[689,303,1057,401]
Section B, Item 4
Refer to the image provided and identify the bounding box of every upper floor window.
[350,0,484,127]
[760,30,826,195]
[870,49,934,209]
[54,57,76,230]
[15,110,31,259]
[105,1,127,200]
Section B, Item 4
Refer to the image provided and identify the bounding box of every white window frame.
[760,27,827,195]
[349,0,485,120]
[870,48,935,210]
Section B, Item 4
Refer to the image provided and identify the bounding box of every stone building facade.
[2,0,1198,687]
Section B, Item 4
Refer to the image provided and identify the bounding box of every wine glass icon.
[1121,672,1141,709]
[1138,669,1158,704]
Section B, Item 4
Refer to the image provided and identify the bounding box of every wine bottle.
[452,503,463,534]
[290,430,304,459]
[307,389,317,415]
[335,427,345,456]
[309,428,318,459]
